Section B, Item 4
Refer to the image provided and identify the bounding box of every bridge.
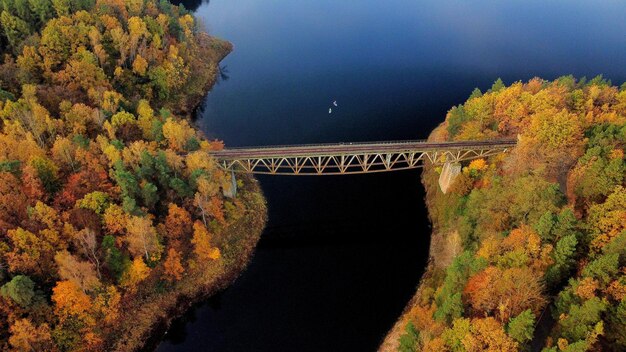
[209,139,516,192]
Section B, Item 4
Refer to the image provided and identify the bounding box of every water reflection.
[170,0,208,12]
[217,64,229,82]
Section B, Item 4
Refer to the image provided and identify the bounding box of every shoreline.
[379,125,451,352]
[140,176,267,352]
[112,40,268,352]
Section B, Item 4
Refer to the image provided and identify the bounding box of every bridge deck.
[210,139,517,160]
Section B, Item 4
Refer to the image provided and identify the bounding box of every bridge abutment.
[223,170,238,198]
[438,162,461,194]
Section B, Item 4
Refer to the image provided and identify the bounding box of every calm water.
[158,1,626,351]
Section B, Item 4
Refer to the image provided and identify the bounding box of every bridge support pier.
[223,169,237,198]
[438,162,461,194]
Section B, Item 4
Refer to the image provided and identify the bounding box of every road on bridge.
[209,139,517,160]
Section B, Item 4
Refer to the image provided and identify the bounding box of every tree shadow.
[172,0,210,12]
[218,64,230,83]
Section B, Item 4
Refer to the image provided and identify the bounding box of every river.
[158,1,626,351]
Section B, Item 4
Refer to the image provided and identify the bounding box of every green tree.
[546,234,578,287]
[552,208,579,241]
[114,165,140,199]
[141,182,158,209]
[434,292,464,324]
[398,321,419,352]
[442,318,471,351]
[559,297,607,343]
[1,0,34,24]
[446,105,468,138]
[490,78,505,92]
[170,177,192,197]
[0,275,35,307]
[28,0,54,26]
[435,251,486,316]
[137,151,156,179]
[51,0,70,16]
[468,87,483,100]
[122,196,140,215]
[30,157,59,194]
[76,191,109,214]
[0,10,31,52]
[601,230,626,263]
[581,253,619,286]
[534,211,555,241]
[573,145,624,202]
[607,297,626,347]
[507,309,535,344]
[102,235,129,281]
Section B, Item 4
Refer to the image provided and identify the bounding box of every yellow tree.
[588,186,626,252]
[194,177,220,226]
[136,99,155,138]
[29,201,61,231]
[121,257,150,291]
[132,54,148,76]
[93,286,121,326]
[191,221,221,261]
[103,204,128,235]
[51,136,78,172]
[5,227,56,276]
[162,117,195,152]
[8,319,53,352]
[128,16,149,62]
[463,317,518,351]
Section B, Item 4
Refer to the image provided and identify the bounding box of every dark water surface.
[159,1,626,351]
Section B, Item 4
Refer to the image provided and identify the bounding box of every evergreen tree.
[546,234,578,287]
[507,309,535,344]
[582,253,619,286]
[490,78,505,92]
[468,87,483,100]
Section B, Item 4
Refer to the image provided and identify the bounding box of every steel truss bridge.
[209,139,517,175]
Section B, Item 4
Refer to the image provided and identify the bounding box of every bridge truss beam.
[215,146,511,175]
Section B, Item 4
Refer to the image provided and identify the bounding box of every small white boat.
[329,108,332,114]
[333,100,337,107]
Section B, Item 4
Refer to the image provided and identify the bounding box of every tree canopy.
[0,1,260,351]
[398,77,626,351]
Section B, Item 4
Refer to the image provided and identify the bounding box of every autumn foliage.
[398,77,626,351]
[0,1,251,351]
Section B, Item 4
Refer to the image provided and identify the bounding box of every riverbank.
[379,125,453,352]
[177,35,234,116]
[113,176,267,352]
[380,77,626,351]
[0,2,270,348]
[107,37,270,351]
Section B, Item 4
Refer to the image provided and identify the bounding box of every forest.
[396,77,625,351]
[0,0,265,350]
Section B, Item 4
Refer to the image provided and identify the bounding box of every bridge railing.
[211,138,516,151]
[216,139,430,150]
